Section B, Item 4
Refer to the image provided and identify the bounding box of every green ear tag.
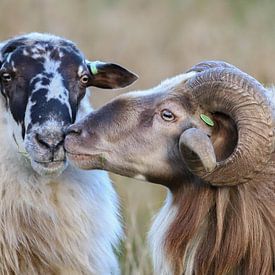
[200,114,214,127]
[89,62,98,75]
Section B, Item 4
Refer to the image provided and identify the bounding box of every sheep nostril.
[35,133,50,149]
[35,133,64,151]
[65,125,82,136]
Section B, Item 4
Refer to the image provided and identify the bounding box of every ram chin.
[31,159,68,176]
[66,152,100,170]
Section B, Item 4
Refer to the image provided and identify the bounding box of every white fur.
[0,94,122,274]
[0,32,123,273]
[148,191,177,275]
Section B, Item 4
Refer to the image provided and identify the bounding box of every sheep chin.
[31,159,67,177]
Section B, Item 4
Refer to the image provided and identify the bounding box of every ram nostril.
[65,124,82,136]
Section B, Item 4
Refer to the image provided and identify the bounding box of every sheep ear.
[86,61,138,89]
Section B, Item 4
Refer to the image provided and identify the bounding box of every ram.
[0,32,137,274]
[65,61,275,275]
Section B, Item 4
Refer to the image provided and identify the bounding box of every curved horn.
[180,61,273,186]
[186,60,240,74]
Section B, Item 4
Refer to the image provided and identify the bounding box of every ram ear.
[179,113,238,179]
[86,60,138,89]
[179,128,217,174]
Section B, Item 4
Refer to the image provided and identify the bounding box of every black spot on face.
[1,37,88,138]
[30,96,71,127]
[31,88,48,103]
[41,77,50,86]
[9,80,30,125]
[1,37,28,58]
[57,50,87,122]
[50,48,61,61]
[2,49,45,127]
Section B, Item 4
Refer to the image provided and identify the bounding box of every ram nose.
[65,124,82,136]
[64,122,99,156]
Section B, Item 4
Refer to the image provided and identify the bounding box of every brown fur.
[64,66,275,275]
[165,164,275,274]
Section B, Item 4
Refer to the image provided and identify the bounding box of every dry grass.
[0,1,275,273]
[112,175,165,275]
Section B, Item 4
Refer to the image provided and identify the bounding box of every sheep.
[0,32,137,274]
[65,61,275,275]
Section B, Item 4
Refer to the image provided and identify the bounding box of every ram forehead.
[125,71,197,99]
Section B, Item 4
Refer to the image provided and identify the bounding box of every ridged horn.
[180,61,273,186]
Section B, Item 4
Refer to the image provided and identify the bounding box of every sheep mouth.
[31,159,67,176]
[34,160,65,168]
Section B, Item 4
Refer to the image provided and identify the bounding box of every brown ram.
[65,61,275,275]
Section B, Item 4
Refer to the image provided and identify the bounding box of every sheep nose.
[65,124,82,136]
[35,132,64,151]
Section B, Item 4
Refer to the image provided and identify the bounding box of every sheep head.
[65,61,273,187]
[0,33,137,176]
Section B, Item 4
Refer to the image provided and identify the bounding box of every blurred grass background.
[1,0,275,274]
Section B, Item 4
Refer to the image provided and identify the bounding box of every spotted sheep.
[65,61,275,274]
[0,32,137,274]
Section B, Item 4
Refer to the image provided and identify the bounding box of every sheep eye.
[1,72,12,82]
[161,109,175,122]
[80,74,89,85]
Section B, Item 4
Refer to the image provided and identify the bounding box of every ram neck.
[163,171,275,275]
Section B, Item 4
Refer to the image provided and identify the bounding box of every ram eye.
[1,72,12,82]
[161,109,176,122]
[80,74,89,85]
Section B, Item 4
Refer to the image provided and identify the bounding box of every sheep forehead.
[4,43,83,87]
[21,44,68,62]
[3,38,84,136]
[9,32,77,50]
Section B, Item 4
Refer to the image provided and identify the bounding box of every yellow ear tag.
[89,63,98,75]
[200,114,214,127]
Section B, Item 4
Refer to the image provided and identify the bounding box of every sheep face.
[0,33,137,176]
[65,79,210,185]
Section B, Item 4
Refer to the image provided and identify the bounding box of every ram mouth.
[66,152,101,170]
